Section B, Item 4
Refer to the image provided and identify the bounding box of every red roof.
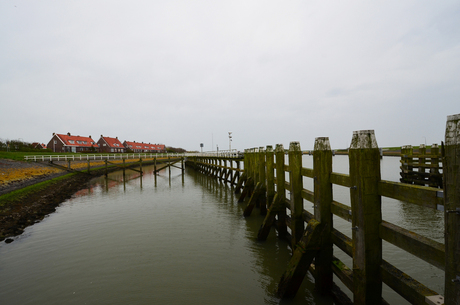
[56,134,99,148]
[31,142,47,149]
[100,136,124,148]
[123,141,165,151]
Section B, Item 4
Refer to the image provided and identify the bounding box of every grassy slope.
[0,173,75,207]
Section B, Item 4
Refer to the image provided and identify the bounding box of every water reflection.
[189,168,335,305]
[0,157,446,305]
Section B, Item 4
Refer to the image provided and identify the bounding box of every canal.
[0,156,444,304]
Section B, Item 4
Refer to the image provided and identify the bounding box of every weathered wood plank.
[313,137,333,295]
[301,188,314,203]
[277,219,326,298]
[381,260,441,305]
[289,142,304,246]
[332,256,353,292]
[331,201,352,223]
[379,220,445,270]
[444,113,460,303]
[330,172,352,187]
[265,146,275,214]
[243,182,265,217]
[349,130,382,305]
[234,172,247,194]
[257,193,283,241]
[378,180,443,210]
[275,144,288,239]
[331,228,352,256]
[238,177,253,203]
[301,167,314,178]
[302,209,314,223]
[258,147,267,215]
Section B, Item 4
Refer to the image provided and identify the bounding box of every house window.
[69,140,75,144]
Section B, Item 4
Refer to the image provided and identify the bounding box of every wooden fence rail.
[185,113,460,305]
[24,152,186,162]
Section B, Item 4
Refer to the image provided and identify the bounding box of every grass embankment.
[0,173,75,208]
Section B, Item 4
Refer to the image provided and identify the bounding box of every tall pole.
[229,132,232,151]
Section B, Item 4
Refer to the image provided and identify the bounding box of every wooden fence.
[185,114,460,305]
[185,155,244,186]
[400,144,443,188]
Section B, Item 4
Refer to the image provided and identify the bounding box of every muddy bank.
[0,174,95,242]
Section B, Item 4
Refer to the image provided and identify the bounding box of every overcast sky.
[1,1,459,151]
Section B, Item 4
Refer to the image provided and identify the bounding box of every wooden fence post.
[259,147,267,214]
[275,144,287,240]
[313,137,333,295]
[349,130,382,304]
[266,145,275,212]
[444,113,460,304]
[252,148,259,183]
[289,141,304,247]
[430,144,442,188]
[236,159,240,183]
[400,145,413,184]
[417,144,426,185]
[228,159,233,183]
[245,149,251,180]
[238,150,254,203]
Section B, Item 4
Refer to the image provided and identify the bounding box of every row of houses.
[45,133,166,153]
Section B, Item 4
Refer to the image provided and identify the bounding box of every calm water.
[0,156,444,304]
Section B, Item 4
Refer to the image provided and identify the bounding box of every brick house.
[97,135,126,153]
[150,143,166,153]
[31,142,47,149]
[123,141,166,153]
[47,133,99,153]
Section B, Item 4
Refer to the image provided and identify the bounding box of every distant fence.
[185,149,242,158]
[400,144,443,188]
[24,153,185,162]
[186,114,460,305]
